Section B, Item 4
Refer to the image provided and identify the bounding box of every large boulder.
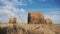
[45,18,52,24]
[28,12,46,24]
[9,18,16,24]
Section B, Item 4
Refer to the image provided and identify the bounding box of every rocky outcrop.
[9,18,16,24]
[45,18,52,24]
[28,12,46,24]
[28,12,53,24]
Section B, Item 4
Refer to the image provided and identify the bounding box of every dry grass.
[0,23,60,34]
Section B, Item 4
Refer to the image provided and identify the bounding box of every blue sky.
[0,0,60,24]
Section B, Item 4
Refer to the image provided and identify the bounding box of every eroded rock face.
[9,18,16,24]
[45,19,52,24]
[28,12,46,24]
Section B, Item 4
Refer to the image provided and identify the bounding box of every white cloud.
[49,11,60,15]
[8,0,32,6]
[44,14,60,23]
[20,8,25,13]
[40,8,60,24]
[15,2,27,6]
[0,0,33,6]
[39,0,47,2]
[39,8,60,10]
[45,14,60,20]
[0,0,28,6]
[0,0,26,16]
[0,0,27,23]
[28,0,32,3]
[9,0,27,6]
[0,3,16,17]
[17,14,27,23]
[0,9,16,17]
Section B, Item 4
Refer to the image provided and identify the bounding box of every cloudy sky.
[0,0,60,24]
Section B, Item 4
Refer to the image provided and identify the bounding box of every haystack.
[28,12,46,24]
[9,18,16,24]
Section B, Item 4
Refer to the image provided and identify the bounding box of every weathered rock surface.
[45,18,52,24]
[28,12,46,24]
[0,24,60,34]
[9,18,16,24]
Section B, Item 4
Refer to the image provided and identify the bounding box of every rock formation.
[28,12,46,24]
[45,18,52,24]
[9,18,16,24]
